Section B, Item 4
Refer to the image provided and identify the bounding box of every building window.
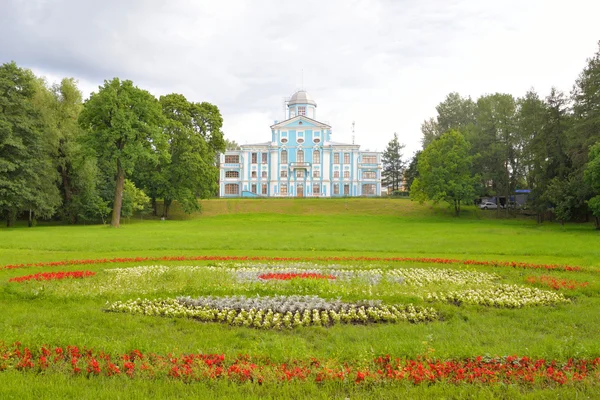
[298,106,306,116]
[251,153,257,164]
[313,150,320,164]
[225,171,239,178]
[262,153,268,163]
[344,184,350,195]
[280,170,288,178]
[363,171,376,179]
[224,155,239,164]
[296,170,304,178]
[281,150,288,164]
[297,150,304,163]
[313,183,320,195]
[280,184,287,195]
[261,171,267,178]
[334,153,340,164]
[362,184,376,195]
[344,153,350,164]
[225,184,239,195]
[344,170,350,178]
[313,170,320,178]
[362,155,377,163]
[333,184,339,195]
[333,171,340,178]
[262,184,267,195]
[251,184,257,193]
[251,171,257,178]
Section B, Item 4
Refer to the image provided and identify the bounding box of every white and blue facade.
[219,90,382,197]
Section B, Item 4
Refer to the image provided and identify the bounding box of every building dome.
[288,90,317,106]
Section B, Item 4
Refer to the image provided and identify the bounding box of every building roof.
[325,141,359,147]
[241,141,272,148]
[288,90,317,106]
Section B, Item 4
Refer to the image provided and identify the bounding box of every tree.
[421,93,476,149]
[134,93,225,218]
[404,150,421,192]
[0,62,61,227]
[225,138,240,150]
[78,78,166,227]
[121,179,150,219]
[469,93,517,216]
[570,41,600,170]
[584,141,600,229]
[420,118,439,149]
[381,132,405,192]
[411,130,478,216]
[435,92,476,134]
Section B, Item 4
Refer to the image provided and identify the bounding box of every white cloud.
[2,0,600,158]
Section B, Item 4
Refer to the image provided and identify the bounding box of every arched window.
[281,150,288,164]
[297,150,304,163]
[313,150,320,164]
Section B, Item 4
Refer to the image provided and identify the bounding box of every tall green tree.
[469,93,517,216]
[78,78,166,227]
[381,132,405,192]
[0,62,61,227]
[516,90,546,190]
[135,93,225,218]
[411,130,479,216]
[421,93,476,149]
[404,150,421,193]
[584,141,600,229]
[570,41,600,170]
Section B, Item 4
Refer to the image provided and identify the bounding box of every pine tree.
[381,133,405,193]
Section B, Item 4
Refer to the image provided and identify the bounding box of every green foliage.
[136,93,224,218]
[411,131,478,216]
[78,78,166,227]
[381,132,405,192]
[225,138,240,150]
[403,151,420,192]
[421,93,476,149]
[121,180,150,219]
[584,142,600,228]
[0,62,61,226]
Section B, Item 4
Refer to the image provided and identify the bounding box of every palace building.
[219,90,382,197]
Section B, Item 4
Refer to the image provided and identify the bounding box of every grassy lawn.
[0,199,598,399]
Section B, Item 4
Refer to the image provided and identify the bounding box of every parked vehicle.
[479,201,498,210]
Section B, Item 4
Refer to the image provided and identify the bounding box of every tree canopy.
[411,130,478,216]
[78,78,167,227]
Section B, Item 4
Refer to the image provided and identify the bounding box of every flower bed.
[426,284,569,308]
[106,296,439,328]
[526,276,590,291]
[258,272,336,280]
[1,342,598,386]
[8,270,96,283]
[2,255,586,272]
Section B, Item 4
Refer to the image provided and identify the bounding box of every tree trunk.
[595,216,600,230]
[151,197,157,216]
[6,209,16,227]
[28,209,33,227]
[111,160,125,228]
[163,199,172,219]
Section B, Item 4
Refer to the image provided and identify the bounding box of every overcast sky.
[2,0,600,157]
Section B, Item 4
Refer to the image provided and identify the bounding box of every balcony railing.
[289,162,311,169]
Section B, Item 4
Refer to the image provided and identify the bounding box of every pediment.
[270,115,331,129]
